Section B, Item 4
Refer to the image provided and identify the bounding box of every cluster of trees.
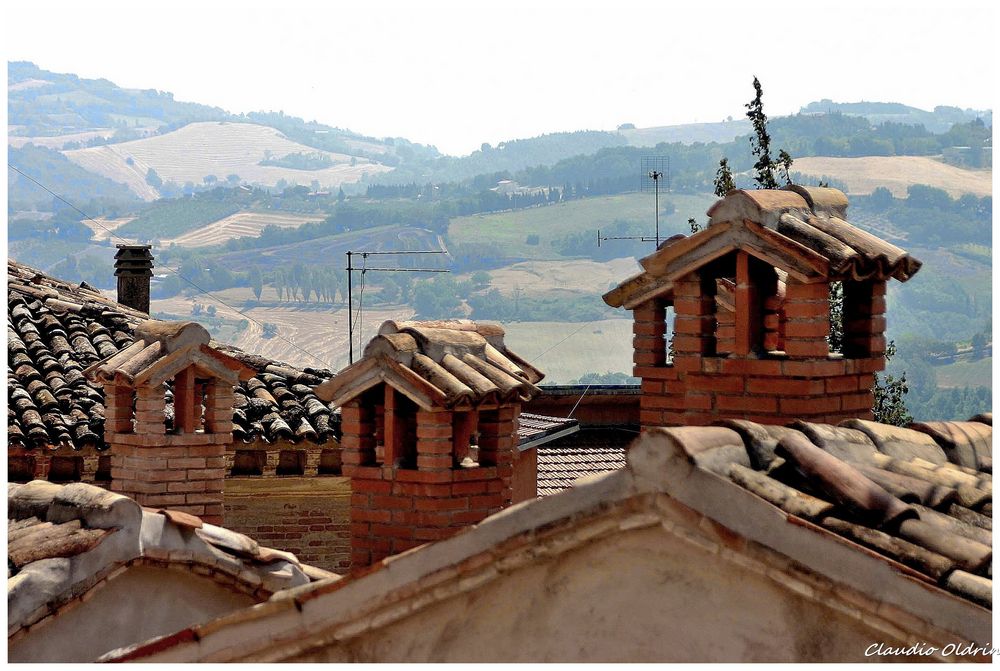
[46,253,113,288]
[259,151,335,170]
[116,189,249,240]
[271,264,343,303]
[908,386,992,422]
[570,371,639,385]
[853,185,991,246]
[9,209,93,242]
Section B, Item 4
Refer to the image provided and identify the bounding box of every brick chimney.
[603,187,922,427]
[314,320,543,569]
[84,320,255,524]
[114,244,154,314]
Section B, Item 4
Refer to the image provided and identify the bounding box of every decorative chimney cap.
[135,320,210,353]
[604,188,922,309]
[315,320,543,410]
[114,245,154,277]
[84,319,255,387]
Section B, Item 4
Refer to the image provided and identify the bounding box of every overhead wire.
[354,254,368,356]
[7,163,333,369]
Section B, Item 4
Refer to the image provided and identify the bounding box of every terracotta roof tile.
[7,260,339,452]
[7,480,329,638]
[674,416,992,608]
[315,319,542,410]
[536,427,633,496]
[604,187,921,309]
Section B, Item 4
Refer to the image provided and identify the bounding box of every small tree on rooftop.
[745,76,793,189]
[713,158,736,197]
[873,342,912,426]
[713,77,910,423]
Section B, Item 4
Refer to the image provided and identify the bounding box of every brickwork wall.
[347,465,506,568]
[109,433,227,524]
[633,275,886,428]
[524,393,640,427]
[343,399,519,570]
[224,477,352,573]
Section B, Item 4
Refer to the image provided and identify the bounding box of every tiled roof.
[536,427,633,496]
[8,480,335,637]
[7,260,339,451]
[516,412,579,450]
[675,416,992,608]
[315,319,544,410]
[103,417,991,663]
[604,186,921,310]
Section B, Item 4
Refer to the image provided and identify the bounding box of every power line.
[526,304,621,365]
[567,383,592,418]
[7,163,333,369]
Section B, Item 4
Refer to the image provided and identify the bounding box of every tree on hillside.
[249,266,263,301]
[145,168,163,189]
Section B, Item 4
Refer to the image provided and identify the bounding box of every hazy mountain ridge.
[800,99,992,133]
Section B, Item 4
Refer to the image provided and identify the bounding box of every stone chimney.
[314,320,543,569]
[603,187,922,427]
[114,244,154,314]
[84,320,255,524]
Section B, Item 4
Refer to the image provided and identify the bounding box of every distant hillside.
[8,61,231,136]
[372,130,630,184]
[792,156,992,198]
[8,143,138,208]
[63,121,394,200]
[799,99,991,133]
[619,119,752,147]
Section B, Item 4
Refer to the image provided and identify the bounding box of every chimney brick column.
[114,244,154,314]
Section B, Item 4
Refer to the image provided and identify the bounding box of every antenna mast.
[346,250,449,364]
[597,155,671,250]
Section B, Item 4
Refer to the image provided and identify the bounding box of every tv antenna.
[641,156,670,247]
[346,250,449,364]
[596,155,671,249]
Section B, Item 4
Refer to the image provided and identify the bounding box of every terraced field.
[8,129,116,149]
[793,156,992,198]
[160,211,325,248]
[63,122,394,200]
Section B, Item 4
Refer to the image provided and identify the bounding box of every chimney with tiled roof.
[84,320,255,524]
[315,320,544,568]
[605,186,922,427]
[114,244,154,314]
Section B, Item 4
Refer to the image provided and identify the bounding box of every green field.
[503,317,634,384]
[448,192,717,259]
[116,199,242,240]
[934,358,992,389]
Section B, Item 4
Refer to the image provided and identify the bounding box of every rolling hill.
[8,60,229,136]
[792,156,992,198]
[62,122,394,200]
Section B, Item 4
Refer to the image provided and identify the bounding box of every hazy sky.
[5,0,996,155]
